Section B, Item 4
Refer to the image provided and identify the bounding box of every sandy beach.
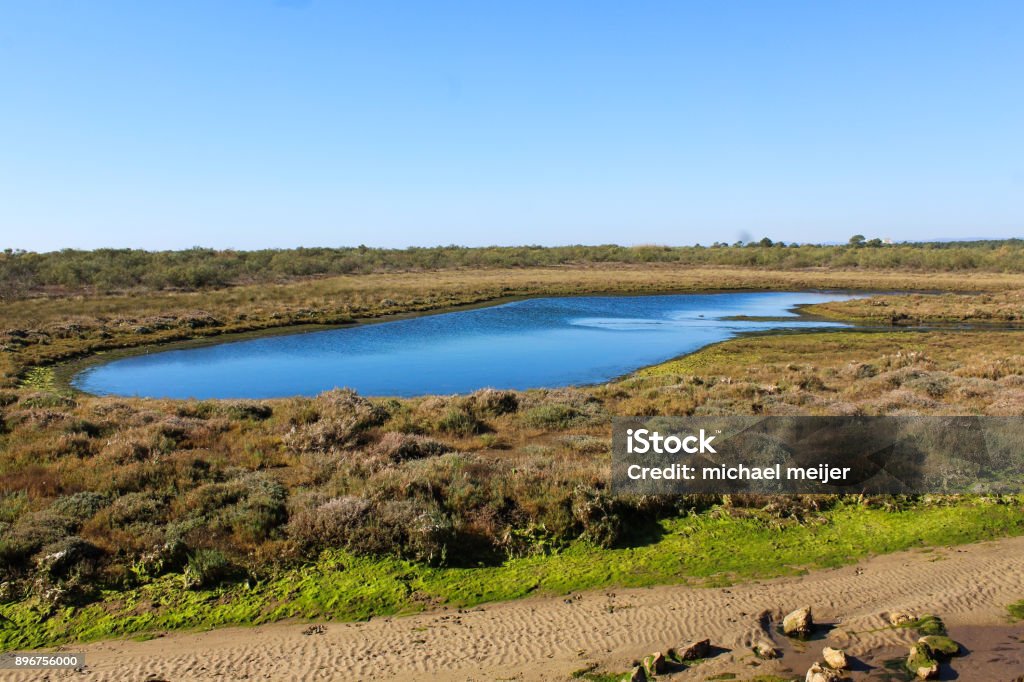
[5,535,1022,681]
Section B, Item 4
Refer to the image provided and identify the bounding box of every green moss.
[2,500,1023,651]
[906,642,938,676]
[903,614,947,636]
[918,635,960,658]
[1008,599,1024,621]
[19,367,57,391]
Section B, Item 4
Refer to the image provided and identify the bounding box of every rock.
[753,639,779,659]
[673,638,710,661]
[642,652,666,676]
[888,610,916,626]
[906,642,939,679]
[623,665,647,682]
[805,661,842,682]
[822,646,848,669]
[783,606,814,636]
[918,635,960,658]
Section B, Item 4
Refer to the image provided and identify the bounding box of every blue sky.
[2,1,1022,251]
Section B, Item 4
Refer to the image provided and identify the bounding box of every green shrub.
[182,549,234,589]
[50,492,109,523]
[571,489,625,548]
[35,536,104,578]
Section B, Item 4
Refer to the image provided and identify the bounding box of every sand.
[5,536,1023,681]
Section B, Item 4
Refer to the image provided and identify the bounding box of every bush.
[371,432,451,462]
[0,510,74,570]
[523,404,582,429]
[571,489,625,548]
[284,389,386,452]
[182,548,234,589]
[287,496,371,549]
[436,407,485,436]
[50,492,109,523]
[104,492,166,528]
[223,401,273,421]
[469,388,519,416]
[35,536,104,578]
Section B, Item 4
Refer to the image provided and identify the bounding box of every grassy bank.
[2,498,1022,650]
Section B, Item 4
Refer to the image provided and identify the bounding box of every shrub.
[571,488,625,548]
[0,510,75,570]
[223,401,273,421]
[35,536,104,578]
[371,432,451,462]
[436,407,484,436]
[104,492,166,528]
[228,473,288,542]
[182,549,234,589]
[469,388,519,416]
[523,404,582,429]
[284,389,386,452]
[50,492,109,523]
[287,496,371,549]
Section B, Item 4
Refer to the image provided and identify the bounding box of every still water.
[74,291,862,399]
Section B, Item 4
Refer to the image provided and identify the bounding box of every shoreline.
[63,288,876,399]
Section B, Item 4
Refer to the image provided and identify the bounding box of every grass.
[805,290,1024,324]
[1,499,1022,650]
[1008,599,1024,621]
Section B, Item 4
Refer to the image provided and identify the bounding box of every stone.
[906,642,939,679]
[753,639,779,659]
[623,665,647,682]
[642,652,666,676]
[674,638,710,661]
[805,661,842,682]
[888,610,916,626]
[783,606,813,636]
[822,646,848,669]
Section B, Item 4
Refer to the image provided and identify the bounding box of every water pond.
[74,291,862,399]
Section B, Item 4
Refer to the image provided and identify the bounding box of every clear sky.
[2,1,1022,251]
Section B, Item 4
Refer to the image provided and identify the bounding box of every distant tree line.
[1,239,1022,300]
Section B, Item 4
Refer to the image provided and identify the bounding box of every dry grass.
[806,290,1024,324]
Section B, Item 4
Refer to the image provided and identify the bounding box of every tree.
[848,234,866,247]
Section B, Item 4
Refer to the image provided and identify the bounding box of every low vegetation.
[1,326,1023,649]
[2,499,1021,650]
[4,240,1023,299]
[2,246,1023,650]
[806,290,1024,324]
